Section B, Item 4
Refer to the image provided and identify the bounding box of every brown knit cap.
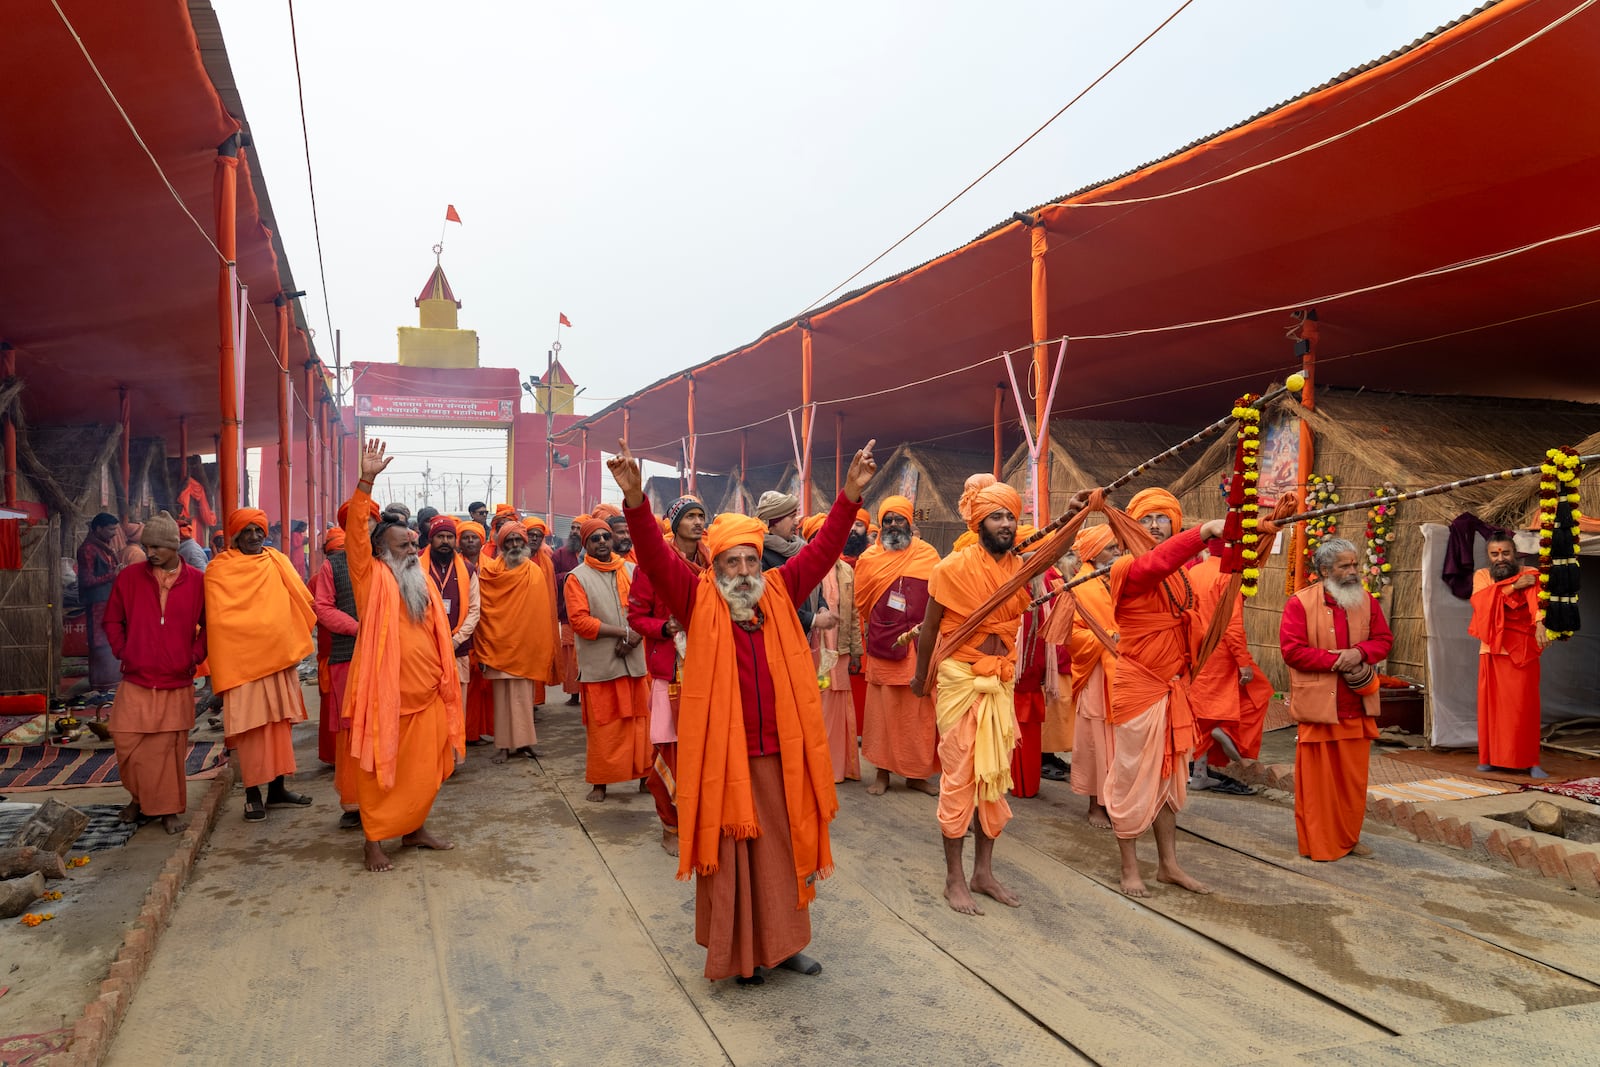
[140,510,181,549]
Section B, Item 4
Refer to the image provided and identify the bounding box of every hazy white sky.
[215,0,1476,504]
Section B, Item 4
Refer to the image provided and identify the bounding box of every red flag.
[558,313,572,328]
[445,204,462,224]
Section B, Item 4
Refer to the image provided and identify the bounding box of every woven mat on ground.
[0,1026,72,1066]
[0,715,46,745]
[0,742,227,792]
[1382,746,1597,785]
[0,802,137,852]
[1367,776,1518,804]
[1528,776,1600,806]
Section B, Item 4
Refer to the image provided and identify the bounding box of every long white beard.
[1324,574,1367,611]
[388,552,430,621]
[881,530,911,551]
[715,571,766,622]
[502,545,528,568]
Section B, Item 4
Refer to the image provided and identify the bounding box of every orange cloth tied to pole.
[676,534,837,908]
[205,527,315,694]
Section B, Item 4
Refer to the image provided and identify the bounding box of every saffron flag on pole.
[445,204,462,224]
[559,313,572,328]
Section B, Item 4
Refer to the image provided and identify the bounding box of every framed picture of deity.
[1256,411,1301,508]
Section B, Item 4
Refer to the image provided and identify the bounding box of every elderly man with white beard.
[611,437,878,985]
[341,440,466,872]
[475,515,559,765]
[1280,537,1393,862]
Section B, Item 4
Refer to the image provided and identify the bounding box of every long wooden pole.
[800,324,813,519]
[276,301,292,545]
[1289,310,1318,592]
[303,361,317,577]
[992,383,1004,480]
[1030,223,1051,524]
[215,136,241,515]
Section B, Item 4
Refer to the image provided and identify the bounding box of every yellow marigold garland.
[1363,483,1397,597]
[1222,395,1263,597]
[1539,446,1583,640]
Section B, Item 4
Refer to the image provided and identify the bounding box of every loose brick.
[1508,834,1540,870]
[1485,827,1514,863]
[1391,802,1416,835]
[1564,850,1600,896]
[1412,809,1441,843]
[1374,797,1396,825]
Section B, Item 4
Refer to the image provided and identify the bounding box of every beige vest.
[1287,584,1381,724]
[570,562,648,684]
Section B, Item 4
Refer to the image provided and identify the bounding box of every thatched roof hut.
[863,445,991,554]
[1002,418,1202,523]
[1167,386,1600,734]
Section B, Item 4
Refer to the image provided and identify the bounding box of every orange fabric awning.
[0,1,325,448]
[566,0,1600,472]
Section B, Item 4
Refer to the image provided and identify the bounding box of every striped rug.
[0,742,227,792]
[1367,776,1518,804]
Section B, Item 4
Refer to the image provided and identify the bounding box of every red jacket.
[627,564,682,681]
[104,561,208,689]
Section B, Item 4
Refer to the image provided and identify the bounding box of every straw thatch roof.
[865,445,991,554]
[1484,429,1600,529]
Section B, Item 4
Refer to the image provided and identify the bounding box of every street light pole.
[545,341,559,527]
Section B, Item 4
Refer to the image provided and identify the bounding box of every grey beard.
[881,529,912,551]
[1324,574,1367,611]
[502,546,528,567]
[714,571,766,622]
[388,552,430,621]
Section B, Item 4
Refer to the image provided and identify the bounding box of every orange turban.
[957,473,997,523]
[658,516,672,535]
[337,498,381,526]
[1072,524,1116,562]
[591,503,623,521]
[573,513,593,527]
[226,508,268,541]
[494,503,516,518]
[877,495,913,524]
[1128,488,1183,530]
[457,521,486,543]
[869,522,879,535]
[323,527,346,552]
[579,516,611,544]
[705,514,766,560]
[496,521,528,547]
[961,482,1022,533]
[800,514,826,541]
[523,516,549,536]
[855,508,871,526]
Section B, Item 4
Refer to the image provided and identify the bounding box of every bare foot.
[586,786,606,803]
[402,827,455,851]
[907,777,940,797]
[118,801,141,824]
[492,749,510,765]
[364,841,393,872]
[161,814,190,835]
[1348,841,1373,857]
[970,873,1021,908]
[944,876,985,915]
[866,771,889,796]
[1157,865,1213,894]
[1086,802,1112,830]
[1119,873,1151,898]
[660,829,679,857]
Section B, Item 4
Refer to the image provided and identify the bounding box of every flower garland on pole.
[1219,394,1263,597]
[1539,446,1584,641]
[1297,473,1338,584]
[1362,483,1397,597]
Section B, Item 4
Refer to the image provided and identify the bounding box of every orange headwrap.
[590,503,623,521]
[457,521,487,543]
[961,483,1022,533]
[494,503,516,518]
[1072,524,1117,562]
[226,508,269,541]
[877,495,913,524]
[579,517,611,544]
[337,498,381,527]
[869,522,880,535]
[496,521,528,547]
[323,527,346,552]
[800,514,826,541]
[705,514,765,560]
[1127,487,1183,530]
[522,516,550,536]
[957,473,997,524]
[855,508,871,527]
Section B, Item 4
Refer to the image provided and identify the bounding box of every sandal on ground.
[266,788,314,807]
[338,811,362,830]
[243,797,266,822]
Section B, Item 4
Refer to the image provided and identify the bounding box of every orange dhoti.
[696,753,811,981]
[1294,717,1377,860]
[356,694,456,842]
[464,652,493,741]
[110,683,192,817]
[934,662,1015,840]
[821,687,859,784]
[862,652,939,779]
[1477,654,1542,770]
[582,676,652,785]
[222,665,307,788]
[1105,694,1187,840]
[489,672,538,750]
[1070,663,1113,799]
[1042,685,1074,753]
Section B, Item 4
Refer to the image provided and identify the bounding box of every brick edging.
[1225,755,1599,898]
[54,764,236,1066]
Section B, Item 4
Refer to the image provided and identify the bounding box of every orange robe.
[855,538,942,779]
[1469,567,1544,769]
[1187,557,1273,763]
[1068,564,1118,799]
[205,542,315,788]
[1104,528,1205,839]
[343,490,465,841]
[566,563,652,785]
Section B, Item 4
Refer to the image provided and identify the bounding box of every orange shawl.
[1468,567,1543,666]
[853,538,940,635]
[676,567,838,906]
[203,546,315,693]
[927,544,1031,679]
[1068,562,1118,696]
[475,554,558,681]
[345,555,466,789]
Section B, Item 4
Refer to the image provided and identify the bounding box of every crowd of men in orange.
[91,435,1553,983]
